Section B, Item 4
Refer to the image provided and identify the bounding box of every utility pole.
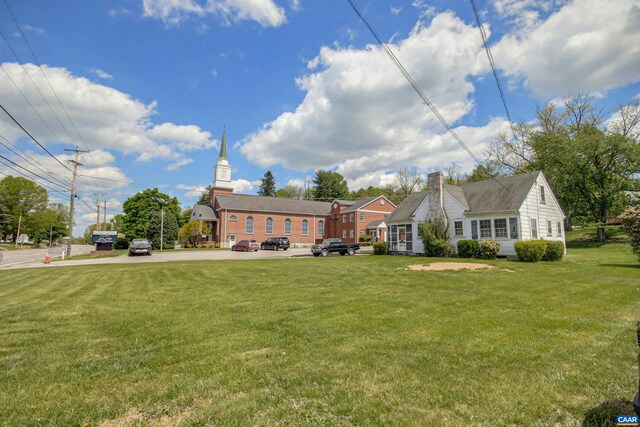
[103,200,107,231]
[15,214,21,248]
[96,193,101,232]
[160,205,164,251]
[65,146,87,257]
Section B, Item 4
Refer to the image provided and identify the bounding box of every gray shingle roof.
[366,220,385,228]
[216,194,332,216]
[191,204,218,221]
[459,171,540,214]
[386,191,428,222]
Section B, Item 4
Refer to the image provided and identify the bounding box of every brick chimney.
[427,171,446,224]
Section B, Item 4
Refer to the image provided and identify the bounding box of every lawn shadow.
[582,399,636,426]
[599,263,640,269]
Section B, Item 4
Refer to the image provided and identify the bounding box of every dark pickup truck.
[311,238,360,257]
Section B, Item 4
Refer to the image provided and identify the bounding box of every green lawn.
[1,245,638,425]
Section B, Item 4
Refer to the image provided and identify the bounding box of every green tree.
[312,170,349,201]
[275,185,304,199]
[110,214,125,232]
[464,161,503,183]
[179,220,210,248]
[394,167,422,200]
[180,207,193,226]
[24,203,69,244]
[146,209,179,250]
[197,185,212,205]
[122,188,181,242]
[258,170,276,197]
[488,95,640,237]
[0,176,48,242]
[620,205,640,262]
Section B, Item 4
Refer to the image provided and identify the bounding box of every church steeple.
[219,127,227,160]
[212,128,233,191]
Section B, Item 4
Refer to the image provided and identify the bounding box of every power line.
[469,0,518,139]
[346,0,482,165]
[0,102,72,172]
[0,153,69,189]
[0,133,72,187]
[78,174,134,184]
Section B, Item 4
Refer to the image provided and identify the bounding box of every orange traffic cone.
[44,252,50,264]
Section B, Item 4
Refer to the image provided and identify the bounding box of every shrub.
[373,241,388,255]
[113,239,129,250]
[359,234,372,243]
[457,240,480,258]
[515,240,547,262]
[479,240,501,259]
[418,218,453,257]
[620,206,640,261]
[543,241,565,261]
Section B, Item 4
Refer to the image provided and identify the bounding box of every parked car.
[128,238,152,256]
[311,238,360,257]
[260,237,290,251]
[232,240,259,252]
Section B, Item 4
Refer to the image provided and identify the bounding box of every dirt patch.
[100,399,212,427]
[405,262,496,271]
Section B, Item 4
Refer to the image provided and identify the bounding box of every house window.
[360,213,365,222]
[540,186,546,204]
[557,221,562,236]
[360,229,365,236]
[342,215,346,223]
[245,216,254,234]
[471,220,478,240]
[265,217,273,234]
[342,230,346,239]
[531,218,538,239]
[547,220,553,236]
[480,219,492,238]
[509,217,518,239]
[302,220,308,235]
[229,215,238,222]
[284,218,291,235]
[350,213,354,222]
[350,229,354,238]
[494,219,508,238]
[454,221,463,237]
[318,220,324,236]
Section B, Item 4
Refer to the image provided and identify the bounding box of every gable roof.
[216,194,331,216]
[459,171,541,214]
[341,196,394,213]
[191,204,218,221]
[386,191,428,222]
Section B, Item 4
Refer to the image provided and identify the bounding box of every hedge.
[542,240,564,261]
[373,241,388,255]
[457,240,480,258]
[479,240,501,259]
[514,240,549,262]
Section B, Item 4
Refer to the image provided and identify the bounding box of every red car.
[232,240,259,252]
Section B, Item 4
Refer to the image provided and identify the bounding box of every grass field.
[1,244,639,425]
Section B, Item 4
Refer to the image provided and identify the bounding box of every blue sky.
[0,0,639,235]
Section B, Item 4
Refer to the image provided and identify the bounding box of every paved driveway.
[0,245,94,269]
[1,246,373,270]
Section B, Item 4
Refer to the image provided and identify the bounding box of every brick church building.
[191,131,395,248]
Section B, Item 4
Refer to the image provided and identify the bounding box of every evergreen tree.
[146,209,179,250]
[312,170,349,200]
[197,185,212,205]
[258,171,276,197]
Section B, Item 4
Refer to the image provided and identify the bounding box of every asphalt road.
[0,246,372,270]
[0,245,94,269]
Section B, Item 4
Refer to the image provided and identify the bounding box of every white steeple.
[213,128,233,190]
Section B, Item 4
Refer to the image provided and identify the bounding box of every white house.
[386,170,566,257]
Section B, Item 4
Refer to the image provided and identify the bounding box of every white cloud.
[0,63,217,171]
[21,24,46,35]
[108,8,131,17]
[240,12,492,188]
[210,68,218,78]
[493,0,640,97]
[290,0,300,12]
[177,183,207,198]
[167,158,194,170]
[90,67,113,80]
[286,178,305,188]
[231,178,254,193]
[391,6,402,15]
[142,0,287,27]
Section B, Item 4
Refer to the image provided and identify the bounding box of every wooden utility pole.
[65,146,87,257]
[103,200,107,230]
[96,193,101,232]
[15,214,21,248]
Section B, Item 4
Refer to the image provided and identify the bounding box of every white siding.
[520,174,565,245]
[444,188,470,251]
